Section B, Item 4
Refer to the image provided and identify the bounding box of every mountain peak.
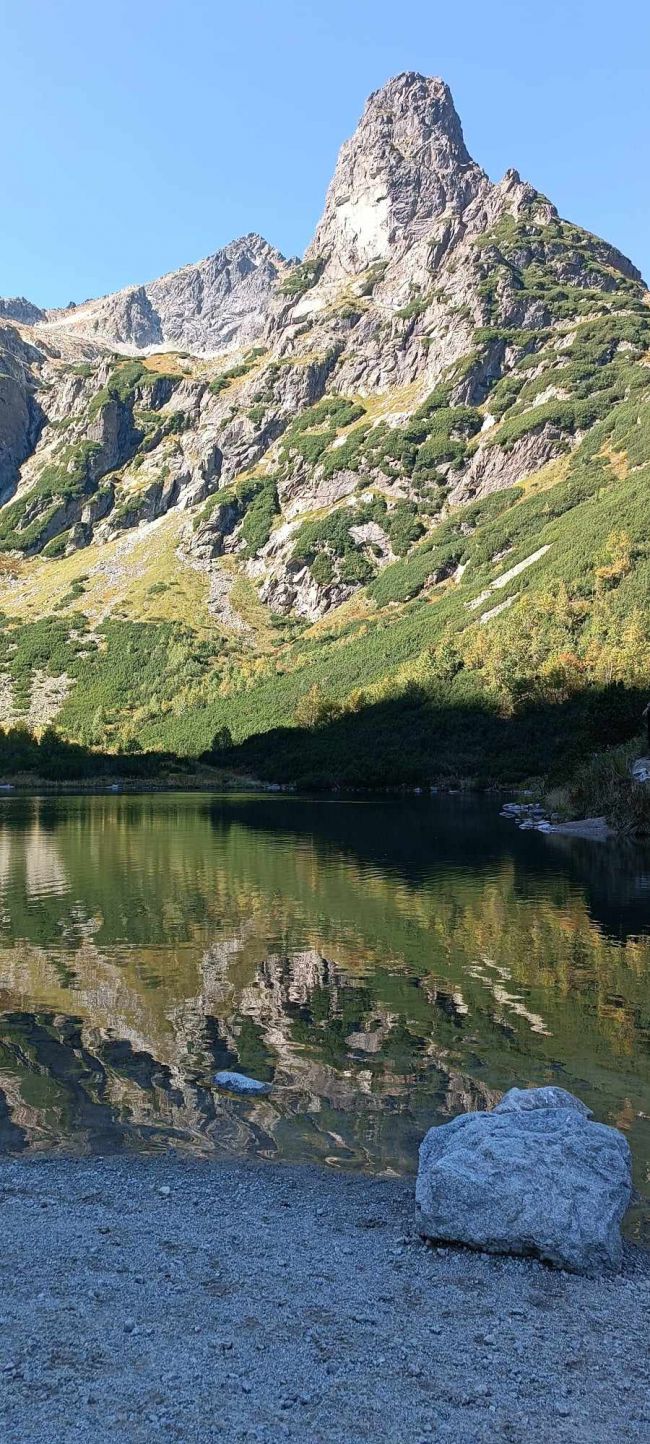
[32,233,288,356]
[306,72,488,279]
[0,296,45,326]
[364,71,465,141]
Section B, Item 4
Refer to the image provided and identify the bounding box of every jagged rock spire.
[306,72,491,279]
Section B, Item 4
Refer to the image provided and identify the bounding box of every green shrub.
[339,552,373,585]
[55,577,87,611]
[566,746,650,835]
[240,478,279,557]
[357,261,388,297]
[87,359,178,419]
[279,397,365,469]
[310,553,335,586]
[42,532,72,559]
[397,291,430,320]
[278,258,325,297]
[208,348,267,396]
[0,440,103,553]
[385,502,425,556]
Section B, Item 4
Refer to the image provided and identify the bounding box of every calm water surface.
[0,792,648,1234]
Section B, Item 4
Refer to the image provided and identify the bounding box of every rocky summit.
[0,72,648,782]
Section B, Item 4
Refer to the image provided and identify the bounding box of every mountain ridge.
[31,233,289,357]
[2,74,642,354]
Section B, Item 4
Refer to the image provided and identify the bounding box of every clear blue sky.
[2,0,648,307]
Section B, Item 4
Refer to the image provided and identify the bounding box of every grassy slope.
[0,381,646,785]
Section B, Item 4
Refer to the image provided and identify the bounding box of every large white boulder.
[415,1086,632,1274]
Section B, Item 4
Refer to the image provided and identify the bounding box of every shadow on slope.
[0,680,645,800]
[206,681,647,790]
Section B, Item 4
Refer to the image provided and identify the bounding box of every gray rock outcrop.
[415,1086,632,1273]
[0,325,46,500]
[306,72,492,282]
[36,235,289,357]
[0,372,36,501]
[0,297,45,325]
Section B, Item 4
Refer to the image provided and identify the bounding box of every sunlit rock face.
[307,73,491,281]
[33,235,289,358]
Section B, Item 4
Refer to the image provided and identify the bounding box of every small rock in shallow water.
[213,1071,272,1096]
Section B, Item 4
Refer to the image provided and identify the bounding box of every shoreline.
[0,780,640,846]
[1,1153,648,1443]
[0,769,260,794]
[545,815,613,839]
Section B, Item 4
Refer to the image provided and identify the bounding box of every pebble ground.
[1,1155,648,1443]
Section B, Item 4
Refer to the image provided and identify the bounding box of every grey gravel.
[0,1155,648,1444]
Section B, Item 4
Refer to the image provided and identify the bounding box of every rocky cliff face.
[0,324,47,500]
[0,298,45,325]
[307,73,491,281]
[0,72,647,749]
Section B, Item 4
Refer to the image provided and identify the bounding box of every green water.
[0,791,648,1233]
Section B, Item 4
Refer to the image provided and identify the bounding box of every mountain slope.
[0,72,648,783]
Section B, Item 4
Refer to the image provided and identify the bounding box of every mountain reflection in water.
[0,792,648,1237]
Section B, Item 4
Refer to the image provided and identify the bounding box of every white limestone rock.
[306,72,492,283]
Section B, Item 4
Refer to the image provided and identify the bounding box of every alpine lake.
[0,791,648,1239]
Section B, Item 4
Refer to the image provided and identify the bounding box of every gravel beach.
[1,1155,648,1444]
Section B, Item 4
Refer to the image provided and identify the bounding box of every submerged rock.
[415,1086,632,1274]
[494,1085,592,1117]
[213,1070,271,1096]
